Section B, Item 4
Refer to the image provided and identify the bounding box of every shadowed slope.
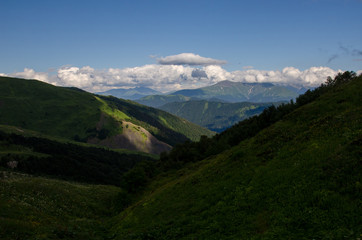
[111,74,362,239]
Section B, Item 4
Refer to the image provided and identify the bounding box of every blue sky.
[1,0,361,92]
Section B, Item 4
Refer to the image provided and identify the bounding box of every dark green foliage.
[325,70,357,86]
[0,131,155,185]
[121,160,158,193]
[1,72,360,240]
[111,72,362,239]
[159,71,359,170]
[0,172,121,240]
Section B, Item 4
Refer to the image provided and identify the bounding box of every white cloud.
[204,65,232,83]
[230,67,342,87]
[157,53,227,66]
[10,68,52,83]
[3,65,354,93]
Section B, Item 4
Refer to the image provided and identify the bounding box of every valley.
[130,81,303,131]
[0,72,361,239]
[159,100,284,132]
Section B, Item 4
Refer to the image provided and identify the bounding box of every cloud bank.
[157,53,227,66]
[2,52,358,93]
[2,65,350,93]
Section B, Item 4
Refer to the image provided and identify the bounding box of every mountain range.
[0,76,213,154]
[0,72,361,239]
[136,81,305,108]
[96,86,161,100]
[112,72,362,239]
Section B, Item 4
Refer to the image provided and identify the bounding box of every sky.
[1,0,361,92]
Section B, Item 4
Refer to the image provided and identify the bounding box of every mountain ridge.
[96,86,161,100]
[136,81,304,108]
[159,100,282,132]
[0,76,213,154]
[0,72,360,239]
[111,72,362,239]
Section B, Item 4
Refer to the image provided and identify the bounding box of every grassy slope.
[111,77,362,239]
[0,76,213,151]
[0,171,121,240]
[101,96,214,144]
[0,77,100,141]
[159,100,279,132]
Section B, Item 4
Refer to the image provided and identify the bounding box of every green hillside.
[100,95,214,146]
[0,76,213,154]
[110,72,362,239]
[1,72,360,240]
[0,77,99,141]
[0,171,121,240]
[0,125,157,185]
[160,100,283,132]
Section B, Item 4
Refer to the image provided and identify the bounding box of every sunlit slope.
[99,95,215,145]
[0,76,213,153]
[112,77,362,239]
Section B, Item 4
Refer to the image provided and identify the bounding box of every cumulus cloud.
[231,66,340,86]
[4,65,354,93]
[10,68,53,83]
[157,53,227,66]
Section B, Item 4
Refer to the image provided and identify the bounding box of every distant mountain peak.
[96,86,160,100]
[214,80,275,88]
[137,81,306,107]
[216,80,234,85]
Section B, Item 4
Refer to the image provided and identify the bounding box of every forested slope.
[111,72,362,239]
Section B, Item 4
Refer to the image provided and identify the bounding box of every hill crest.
[0,76,213,154]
